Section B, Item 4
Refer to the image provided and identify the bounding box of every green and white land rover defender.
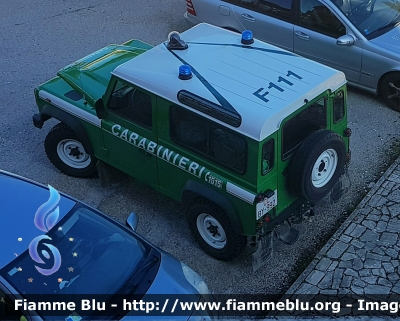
[33,23,351,269]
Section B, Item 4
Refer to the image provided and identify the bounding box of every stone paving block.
[386,248,398,258]
[340,275,352,288]
[368,194,382,207]
[352,257,363,270]
[376,221,388,232]
[387,273,399,282]
[362,220,376,230]
[315,257,332,272]
[382,262,395,274]
[320,289,337,295]
[378,277,392,287]
[372,268,386,278]
[366,214,380,221]
[382,206,390,215]
[326,241,348,259]
[366,253,390,262]
[305,270,325,286]
[352,279,366,288]
[392,260,400,268]
[359,269,371,277]
[392,280,400,294]
[364,259,382,269]
[379,232,398,246]
[361,275,378,284]
[372,246,385,255]
[381,214,390,222]
[387,189,400,202]
[339,234,352,244]
[349,225,366,238]
[344,222,357,236]
[351,285,364,295]
[339,261,352,268]
[327,261,338,271]
[364,284,391,294]
[344,268,358,277]
[387,218,400,232]
[342,253,356,261]
[318,271,333,290]
[376,197,388,207]
[332,268,344,289]
[360,229,380,242]
[350,240,365,249]
[388,204,400,218]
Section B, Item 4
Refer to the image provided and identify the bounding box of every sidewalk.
[279,155,400,317]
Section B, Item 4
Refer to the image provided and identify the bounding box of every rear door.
[293,0,362,83]
[224,0,295,51]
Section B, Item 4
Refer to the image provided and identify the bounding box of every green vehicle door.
[100,78,158,185]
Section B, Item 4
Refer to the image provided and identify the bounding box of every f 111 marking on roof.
[186,42,296,56]
[165,43,239,117]
[253,70,303,104]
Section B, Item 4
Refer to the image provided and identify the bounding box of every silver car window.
[299,0,346,38]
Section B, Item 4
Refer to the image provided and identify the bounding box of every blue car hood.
[370,26,400,55]
[0,172,76,269]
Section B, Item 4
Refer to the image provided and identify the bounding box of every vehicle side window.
[170,106,247,173]
[261,139,274,175]
[223,0,293,22]
[0,289,25,321]
[108,80,152,129]
[299,0,346,38]
[282,98,326,159]
[333,90,345,123]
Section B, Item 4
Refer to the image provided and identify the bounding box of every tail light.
[344,127,352,137]
[186,0,196,16]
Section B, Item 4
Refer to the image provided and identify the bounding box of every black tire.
[381,73,400,112]
[44,123,97,178]
[186,198,247,261]
[289,129,346,202]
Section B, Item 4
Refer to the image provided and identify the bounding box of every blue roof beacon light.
[241,30,254,45]
[179,65,193,80]
[167,31,188,50]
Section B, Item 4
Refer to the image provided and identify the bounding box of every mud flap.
[96,161,127,187]
[329,168,351,204]
[252,232,273,272]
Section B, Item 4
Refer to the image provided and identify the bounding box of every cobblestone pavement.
[270,155,400,319]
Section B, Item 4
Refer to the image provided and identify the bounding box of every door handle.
[295,31,310,40]
[241,13,255,22]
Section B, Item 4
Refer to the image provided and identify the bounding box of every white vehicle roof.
[113,23,346,142]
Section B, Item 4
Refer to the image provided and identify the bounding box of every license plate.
[256,190,277,220]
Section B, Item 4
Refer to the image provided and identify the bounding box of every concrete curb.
[285,155,400,295]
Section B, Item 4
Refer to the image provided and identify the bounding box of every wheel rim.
[196,213,226,249]
[311,148,338,188]
[387,80,400,108]
[57,139,91,169]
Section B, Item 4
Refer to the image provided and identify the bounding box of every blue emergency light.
[179,65,193,80]
[241,30,254,45]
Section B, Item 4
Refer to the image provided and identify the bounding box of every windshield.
[333,0,400,38]
[1,205,150,319]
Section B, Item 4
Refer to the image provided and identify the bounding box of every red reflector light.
[344,128,352,137]
[264,216,271,223]
[186,0,196,16]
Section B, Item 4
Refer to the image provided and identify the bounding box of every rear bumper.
[184,11,202,25]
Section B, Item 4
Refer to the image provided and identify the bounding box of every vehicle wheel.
[289,129,346,202]
[186,199,247,261]
[44,123,97,178]
[381,73,400,112]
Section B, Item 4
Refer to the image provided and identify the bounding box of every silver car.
[185,0,400,112]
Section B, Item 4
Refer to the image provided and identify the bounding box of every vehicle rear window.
[170,106,247,174]
[282,98,326,160]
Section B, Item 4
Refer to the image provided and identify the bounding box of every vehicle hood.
[0,171,76,269]
[123,252,200,320]
[57,40,152,106]
[370,26,400,56]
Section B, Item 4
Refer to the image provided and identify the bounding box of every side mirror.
[126,212,139,231]
[336,35,355,46]
[95,98,106,119]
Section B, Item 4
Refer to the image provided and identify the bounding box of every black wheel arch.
[38,105,94,155]
[181,180,244,235]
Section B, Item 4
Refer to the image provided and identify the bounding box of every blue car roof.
[0,171,76,269]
